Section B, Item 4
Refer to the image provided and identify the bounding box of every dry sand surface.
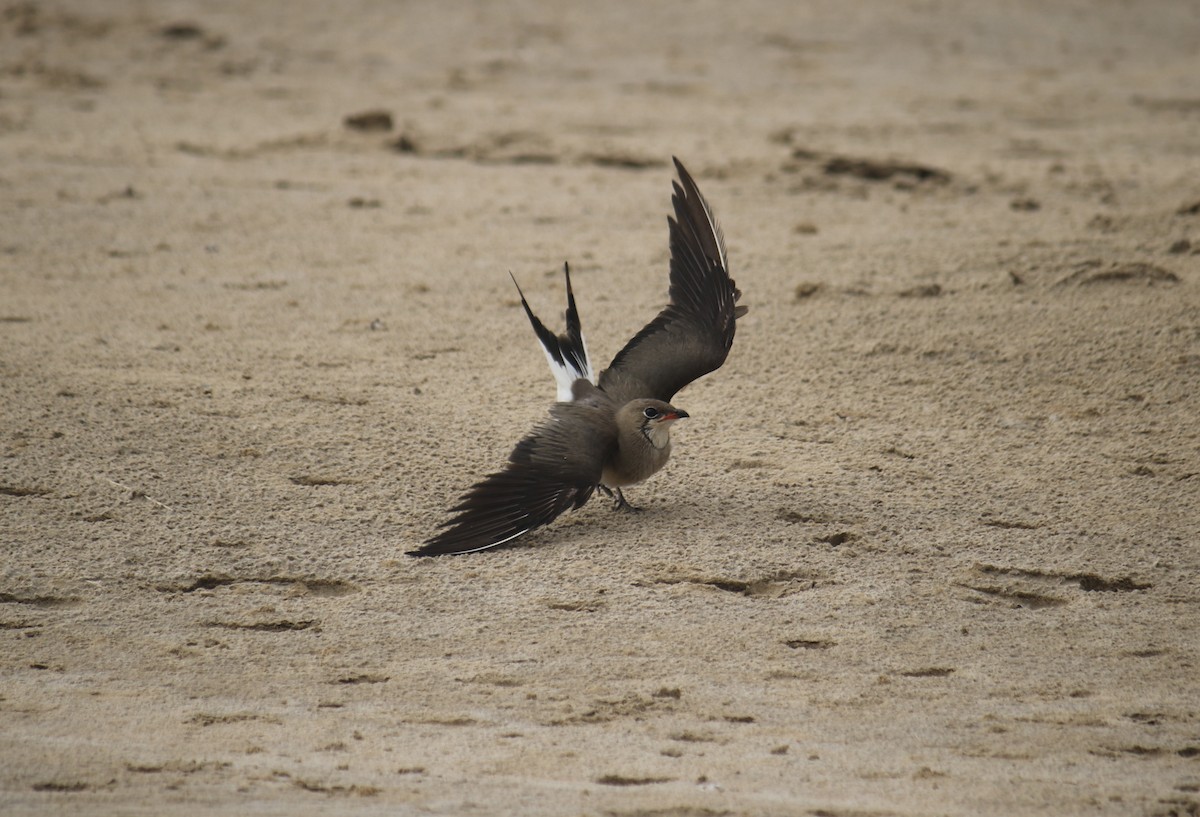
[3,1,1199,815]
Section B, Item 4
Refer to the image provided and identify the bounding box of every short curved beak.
[664,409,689,421]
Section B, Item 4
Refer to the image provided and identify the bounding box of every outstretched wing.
[598,157,747,405]
[410,401,615,556]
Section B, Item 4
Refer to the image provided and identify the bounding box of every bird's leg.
[611,487,642,514]
[597,484,641,512]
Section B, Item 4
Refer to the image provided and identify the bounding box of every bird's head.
[623,399,688,449]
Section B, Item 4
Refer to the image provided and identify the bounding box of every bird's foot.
[610,487,642,514]
[597,484,641,512]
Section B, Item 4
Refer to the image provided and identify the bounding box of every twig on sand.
[99,476,174,512]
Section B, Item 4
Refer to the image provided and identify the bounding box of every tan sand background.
[2,1,1199,814]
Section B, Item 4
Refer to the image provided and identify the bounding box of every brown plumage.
[409,158,746,557]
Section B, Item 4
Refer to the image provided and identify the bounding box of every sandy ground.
[2,1,1199,814]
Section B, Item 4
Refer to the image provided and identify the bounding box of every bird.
[409,157,746,557]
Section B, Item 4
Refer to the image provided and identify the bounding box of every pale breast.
[601,438,671,487]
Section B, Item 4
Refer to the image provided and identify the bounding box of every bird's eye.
[643,407,660,419]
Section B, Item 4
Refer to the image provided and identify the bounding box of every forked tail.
[510,263,594,402]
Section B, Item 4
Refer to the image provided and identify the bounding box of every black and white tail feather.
[510,263,595,402]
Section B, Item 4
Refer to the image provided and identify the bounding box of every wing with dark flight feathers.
[598,157,746,405]
[410,400,615,556]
